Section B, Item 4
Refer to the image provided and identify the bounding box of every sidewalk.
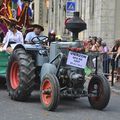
[111,82,120,95]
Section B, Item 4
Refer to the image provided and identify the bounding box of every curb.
[111,86,120,95]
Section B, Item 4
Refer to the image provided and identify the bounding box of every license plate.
[66,51,88,69]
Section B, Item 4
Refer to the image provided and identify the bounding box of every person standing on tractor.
[25,24,44,43]
[2,21,24,53]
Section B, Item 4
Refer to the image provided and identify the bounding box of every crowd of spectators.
[83,36,120,81]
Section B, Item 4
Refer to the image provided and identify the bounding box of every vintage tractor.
[6,12,110,111]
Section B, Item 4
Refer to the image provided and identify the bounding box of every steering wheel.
[31,36,48,44]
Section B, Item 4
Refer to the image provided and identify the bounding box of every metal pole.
[73,32,78,41]
[111,58,114,86]
[95,56,98,74]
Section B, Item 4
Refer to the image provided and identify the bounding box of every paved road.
[0,86,120,120]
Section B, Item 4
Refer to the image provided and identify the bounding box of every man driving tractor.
[25,24,44,43]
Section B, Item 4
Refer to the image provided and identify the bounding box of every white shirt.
[25,32,42,42]
[2,30,24,50]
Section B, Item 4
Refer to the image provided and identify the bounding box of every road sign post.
[66,1,76,18]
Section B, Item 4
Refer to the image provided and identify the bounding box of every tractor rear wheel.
[40,74,60,111]
[6,48,35,101]
[88,75,110,110]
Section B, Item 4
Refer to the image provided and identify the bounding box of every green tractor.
[0,51,9,81]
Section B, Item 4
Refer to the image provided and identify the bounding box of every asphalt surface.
[0,85,120,120]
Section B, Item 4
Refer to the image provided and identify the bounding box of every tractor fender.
[40,63,57,81]
[12,44,25,51]
[13,43,46,51]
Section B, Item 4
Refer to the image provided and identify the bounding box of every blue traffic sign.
[66,1,76,12]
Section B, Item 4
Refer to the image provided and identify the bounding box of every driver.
[25,24,44,43]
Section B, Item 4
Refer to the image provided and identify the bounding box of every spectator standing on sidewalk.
[111,39,120,74]
[91,36,97,51]
[102,42,110,78]
[115,41,120,82]
[91,38,103,73]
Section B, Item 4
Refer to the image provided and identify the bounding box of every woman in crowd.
[91,36,97,51]
[111,40,119,68]
[115,40,120,81]
[87,37,103,73]
[90,37,103,52]
[102,42,110,78]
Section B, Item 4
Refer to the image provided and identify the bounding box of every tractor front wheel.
[88,75,110,110]
[40,74,60,111]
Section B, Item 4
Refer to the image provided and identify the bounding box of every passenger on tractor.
[1,21,24,53]
[25,24,44,44]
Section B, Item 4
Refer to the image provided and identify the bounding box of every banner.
[0,0,13,19]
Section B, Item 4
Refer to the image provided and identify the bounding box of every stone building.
[47,0,120,46]
[33,0,48,35]
[34,0,68,36]
[33,0,120,46]
[80,0,120,47]
[49,0,67,35]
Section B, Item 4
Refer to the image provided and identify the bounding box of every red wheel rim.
[41,79,53,106]
[10,62,20,89]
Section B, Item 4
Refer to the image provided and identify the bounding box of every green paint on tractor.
[0,52,9,77]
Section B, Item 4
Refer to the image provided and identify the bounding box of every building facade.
[80,0,120,47]
[33,0,120,46]
[47,0,66,36]
[33,0,50,35]
[48,0,120,46]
